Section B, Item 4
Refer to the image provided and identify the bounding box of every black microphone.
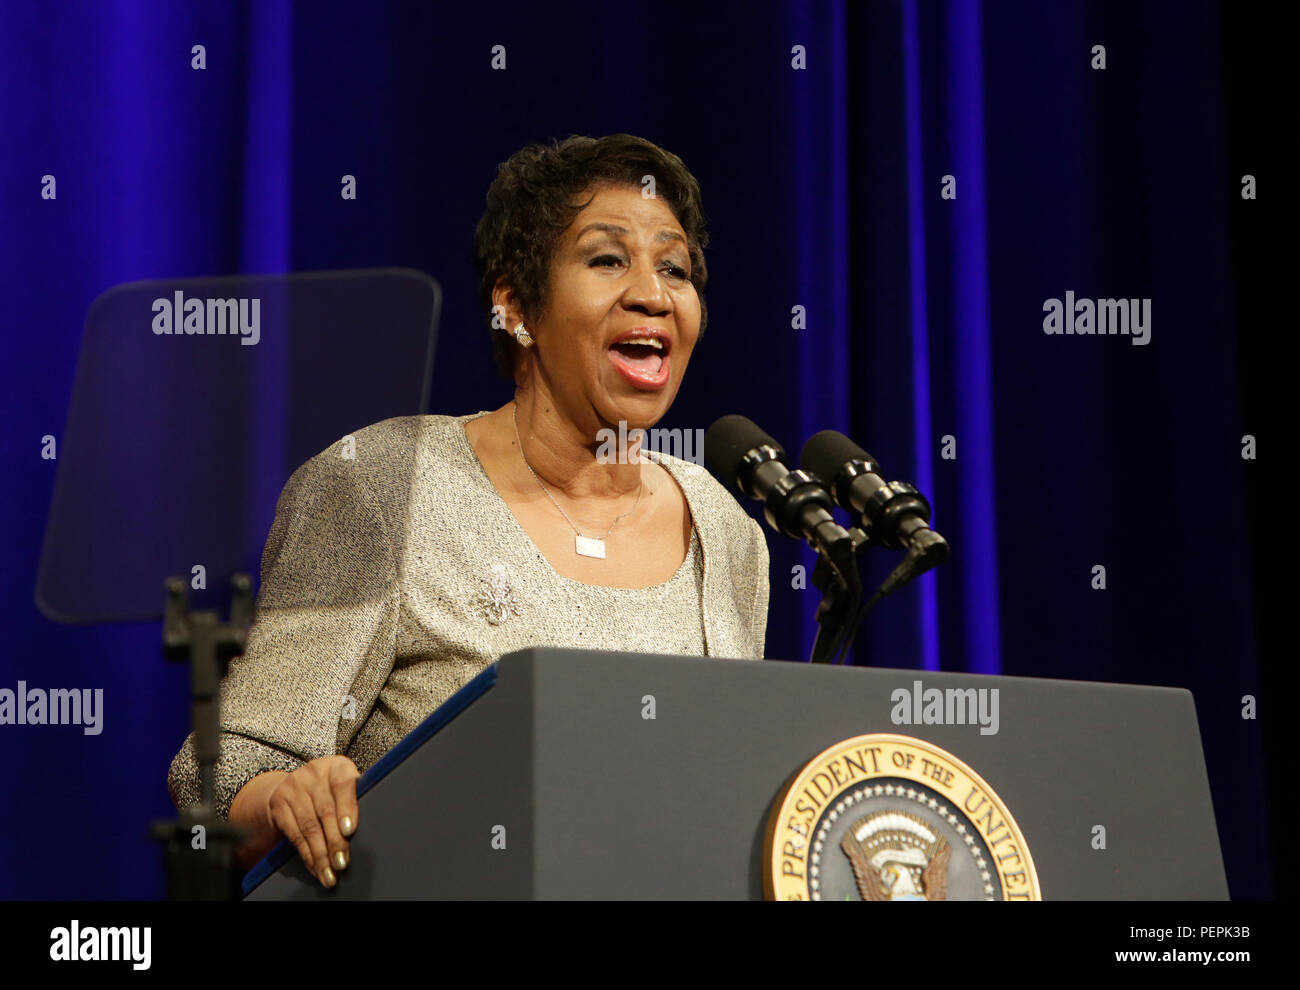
[704,415,853,561]
[801,430,949,573]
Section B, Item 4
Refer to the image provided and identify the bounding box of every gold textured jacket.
[167,412,770,818]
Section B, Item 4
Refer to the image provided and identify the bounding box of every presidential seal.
[763,734,1041,900]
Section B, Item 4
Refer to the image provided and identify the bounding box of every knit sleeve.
[749,516,770,659]
[165,431,403,820]
[167,732,306,822]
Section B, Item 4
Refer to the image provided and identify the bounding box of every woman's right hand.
[265,755,360,888]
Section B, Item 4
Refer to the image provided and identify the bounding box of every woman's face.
[523,183,701,434]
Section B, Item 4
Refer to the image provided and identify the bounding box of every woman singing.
[168,133,770,887]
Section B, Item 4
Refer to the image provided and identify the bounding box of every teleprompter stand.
[33,268,442,899]
[148,576,253,900]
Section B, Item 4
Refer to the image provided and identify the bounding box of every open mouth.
[608,333,671,389]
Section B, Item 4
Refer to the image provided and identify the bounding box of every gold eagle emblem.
[840,810,951,901]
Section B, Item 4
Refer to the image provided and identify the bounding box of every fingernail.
[341,816,354,836]
[322,866,336,888]
[334,851,347,871]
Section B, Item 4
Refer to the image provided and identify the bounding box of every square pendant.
[575,535,607,559]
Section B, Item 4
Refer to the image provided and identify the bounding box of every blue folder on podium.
[242,647,1227,900]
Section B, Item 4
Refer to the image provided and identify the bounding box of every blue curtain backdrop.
[0,0,1276,898]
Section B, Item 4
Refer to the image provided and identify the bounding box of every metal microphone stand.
[808,527,869,663]
[809,488,951,664]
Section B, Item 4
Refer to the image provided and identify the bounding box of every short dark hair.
[474,134,709,378]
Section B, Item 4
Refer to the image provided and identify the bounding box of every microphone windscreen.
[801,429,876,485]
[704,415,785,493]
